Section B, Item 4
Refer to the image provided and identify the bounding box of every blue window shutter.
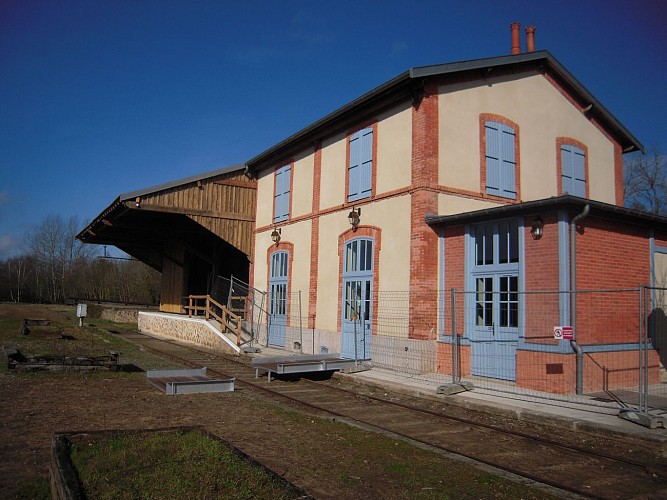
[349,127,372,202]
[349,133,361,200]
[499,124,516,198]
[571,147,585,197]
[274,165,290,222]
[359,128,373,198]
[485,122,501,197]
[561,145,585,197]
[561,146,574,194]
[486,121,516,199]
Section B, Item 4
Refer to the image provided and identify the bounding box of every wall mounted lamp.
[530,217,544,240]
[135,197,141,208]
[270,227,281,244]
[348,207,361,228]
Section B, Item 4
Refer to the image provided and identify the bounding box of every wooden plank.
[123,201,255,222]
[213,179,257,189]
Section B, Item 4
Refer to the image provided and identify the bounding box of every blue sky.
[1,0,665,259]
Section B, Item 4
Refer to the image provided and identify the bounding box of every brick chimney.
[525,25,536,52]
[510,22,521,54]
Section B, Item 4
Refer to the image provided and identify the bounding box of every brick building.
[81,26,667,395]
[245,27,664,395]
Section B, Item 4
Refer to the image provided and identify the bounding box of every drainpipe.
[570,204,590,395]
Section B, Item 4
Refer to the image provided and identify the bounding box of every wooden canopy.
[77,165,256,312]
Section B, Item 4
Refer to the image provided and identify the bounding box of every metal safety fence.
[443,286,666,424]
[219,279,667,423]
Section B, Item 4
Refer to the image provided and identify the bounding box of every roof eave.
[425,195,667,228]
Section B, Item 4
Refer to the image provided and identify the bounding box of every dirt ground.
[1,369,563,500]
[0,304,556,499]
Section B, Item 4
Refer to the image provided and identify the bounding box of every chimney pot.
[510,22,521,54]
[525,25,536,52]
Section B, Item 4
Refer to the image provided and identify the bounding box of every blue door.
[341,239,372,359]
[470,275,519,381]
[468,220,520,381]
[268,251,288,347]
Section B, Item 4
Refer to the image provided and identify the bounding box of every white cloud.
[390,40,408,58]
[0,235,20,259]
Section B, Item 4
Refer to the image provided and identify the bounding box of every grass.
[0,302,183,373]
[68,429,306,500]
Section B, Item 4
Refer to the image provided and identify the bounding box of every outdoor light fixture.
[530,217,544,240]
[270,227,281,244]
[135,197,141,208]
[348,207,361,228]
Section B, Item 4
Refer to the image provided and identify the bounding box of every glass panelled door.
[341,239,372,359]
[268,251,288,347]
[470,221,520,381]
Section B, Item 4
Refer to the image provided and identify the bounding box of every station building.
[80,26,667,395]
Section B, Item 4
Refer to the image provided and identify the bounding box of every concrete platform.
[335,367,667,453]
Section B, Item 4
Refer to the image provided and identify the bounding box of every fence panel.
[228,280,667,416]
[448,288,667,415]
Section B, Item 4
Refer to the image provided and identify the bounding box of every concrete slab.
[252,353,367,381]
[146,367,235,395]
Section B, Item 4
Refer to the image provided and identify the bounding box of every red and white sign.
[554,326,574,340]
[562,326,574,340]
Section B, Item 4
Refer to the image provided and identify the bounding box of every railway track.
[119,331,667,499]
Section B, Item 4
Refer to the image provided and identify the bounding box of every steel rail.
[124,332,665,499]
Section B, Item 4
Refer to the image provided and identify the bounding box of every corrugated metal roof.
[246,50,643,172]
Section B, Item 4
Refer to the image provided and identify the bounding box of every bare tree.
[6,255,35,302]
[624,147,667,215]
[28,214,98,302]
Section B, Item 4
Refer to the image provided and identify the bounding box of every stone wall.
[138,312,239,355]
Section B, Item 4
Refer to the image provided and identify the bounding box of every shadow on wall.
[648,307,667,372]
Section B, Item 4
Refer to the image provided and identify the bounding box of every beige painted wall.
[439,70,617,204]
[313,195,412,333]
[315,211,349,329]
[253,221,313,321]
[292,149,314,218]
[284,219,312,316]
[376,102,412,194]
[320,132,347,210]
[437,193,502,215]
[255,171,274,228]
[252,231,273,293]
